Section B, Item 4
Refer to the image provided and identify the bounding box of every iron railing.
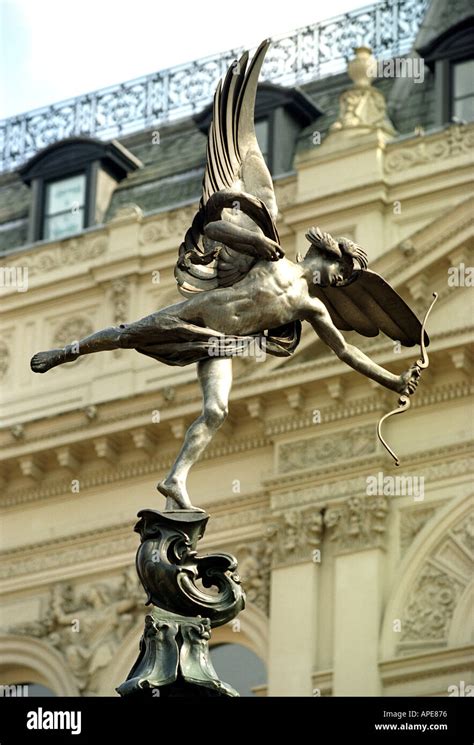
[0,0,428,172]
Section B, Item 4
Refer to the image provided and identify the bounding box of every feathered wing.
[312,270,429,347]
[175,39,279,296]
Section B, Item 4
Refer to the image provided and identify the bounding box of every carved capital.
[324,495,389,554]
[268,507,324,568]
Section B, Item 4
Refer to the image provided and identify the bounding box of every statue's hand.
[398,364,421,396]
[255,235,285,261]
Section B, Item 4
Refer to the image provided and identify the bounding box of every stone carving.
[109,278,130,327]
[0,340,10,377]
[330,47,395,134]
[453,513,474,554]
[269,507,324,567]
[324,495,389,553]
[237,534,274,614]
[53,317,93,367]
[7,568,144,695]
[397,512,473,651]
[2,236,108,278]
[401,565,464,642]
[138,206,197,245]
[400,505,438,554]
[109,278,130,359]
[0,533,137,579]
[385,124,474,173]
[278,425,376,473]
[235,507,324,612]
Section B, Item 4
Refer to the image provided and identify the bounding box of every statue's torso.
[176,258,309,335]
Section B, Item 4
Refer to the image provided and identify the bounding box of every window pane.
[18,683,57,697]
[255,119,269,161]
[453,60,474,98]
[210,643,266,696]
[454,96,474,122]
[45,174,86,216]
[44,208,84,241]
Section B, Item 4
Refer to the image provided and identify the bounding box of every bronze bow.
[377,292,438,466]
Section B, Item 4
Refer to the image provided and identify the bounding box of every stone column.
[324,495,389,696]
[266,508,323,696]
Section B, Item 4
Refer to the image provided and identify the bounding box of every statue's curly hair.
[304,226,368,270]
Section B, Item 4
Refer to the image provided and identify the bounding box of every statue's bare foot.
[157,477,205,512]
[30,349,73,373]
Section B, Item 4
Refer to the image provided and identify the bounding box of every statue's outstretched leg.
[158,357,233,511]
[30,311,177,373]
[30,326,124,372]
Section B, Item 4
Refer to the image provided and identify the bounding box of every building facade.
[0,0,473,696]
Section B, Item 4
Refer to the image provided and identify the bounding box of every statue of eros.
[31,40,424,511]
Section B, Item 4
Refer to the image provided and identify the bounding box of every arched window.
[210,642,266,696]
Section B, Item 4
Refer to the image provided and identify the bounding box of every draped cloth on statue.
[118,311,301,367]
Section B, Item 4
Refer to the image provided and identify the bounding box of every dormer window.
[43,173,87,241]
[452,59,474,121]
[418,17,474,125]
[194,82,321,177]
[19,137,141,244]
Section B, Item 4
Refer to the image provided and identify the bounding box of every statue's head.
[301,226,368,288]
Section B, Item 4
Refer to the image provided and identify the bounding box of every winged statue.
[31,40,428,511]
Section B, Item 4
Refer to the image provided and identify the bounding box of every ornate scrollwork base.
[117,509,245,697]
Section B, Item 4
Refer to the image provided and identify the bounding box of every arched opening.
[0,635,78,697]
[209,642,267,696]
[0,682,57,697]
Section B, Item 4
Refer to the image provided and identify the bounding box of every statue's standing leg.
[158,357,233,511]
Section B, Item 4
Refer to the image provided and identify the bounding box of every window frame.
[418,18,474,126]
[20,138,141,245]
[254,114,274,172]
[449,57,474,122]
[41,170,89,242]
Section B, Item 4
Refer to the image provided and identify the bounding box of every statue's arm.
[204,219,283,261]
[305,302,418,394]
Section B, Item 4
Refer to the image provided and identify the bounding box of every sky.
[0,0,367,119]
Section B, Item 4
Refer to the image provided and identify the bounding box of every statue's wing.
[175,39,279,296]
[312,270,429,347]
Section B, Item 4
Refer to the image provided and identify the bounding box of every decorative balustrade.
[0,0,427,172]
